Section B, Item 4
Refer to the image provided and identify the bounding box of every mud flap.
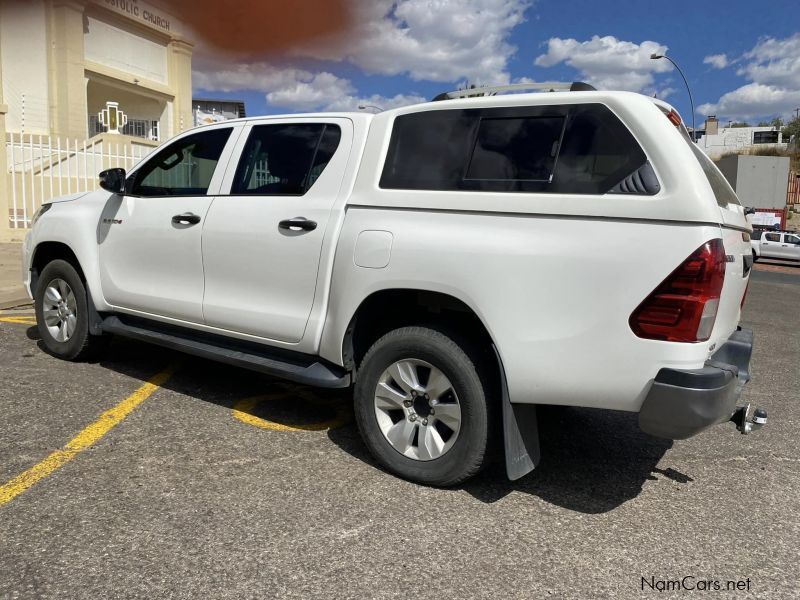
[493,346,540,480]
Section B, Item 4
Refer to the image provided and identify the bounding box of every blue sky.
[192,0,800,125]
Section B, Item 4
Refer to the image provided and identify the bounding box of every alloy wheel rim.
[373,359,461,461]
[42,278,77,343]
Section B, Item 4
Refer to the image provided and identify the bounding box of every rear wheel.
[35,259,102,361]
[354,326,492,486]
[752,249,758,262]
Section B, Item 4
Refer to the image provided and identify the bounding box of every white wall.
[84,15,168,84]
[0,0,50,134]
[697,126,787,158]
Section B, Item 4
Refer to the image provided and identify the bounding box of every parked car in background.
[751,230,800,261]
[21,82,766,486]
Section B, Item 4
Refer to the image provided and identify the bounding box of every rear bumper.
[639,327,753,439]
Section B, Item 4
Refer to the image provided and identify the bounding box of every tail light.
[630,239,726,342]
[666,109,682,127]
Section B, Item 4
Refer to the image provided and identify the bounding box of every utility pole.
[794,107,800,119]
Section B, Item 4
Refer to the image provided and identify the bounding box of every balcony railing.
[88,116,160,141]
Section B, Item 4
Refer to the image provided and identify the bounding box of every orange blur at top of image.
[0,0,353,54]
[166,0,352,54]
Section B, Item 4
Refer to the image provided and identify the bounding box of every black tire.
[354,326,493,486]
[35,259,101,361]
[752,249,758,262]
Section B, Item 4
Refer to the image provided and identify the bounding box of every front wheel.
[353,326,493,486]
[35,259,102,361]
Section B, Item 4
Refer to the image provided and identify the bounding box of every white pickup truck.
[22,83,766,486]
[751,230,800,262]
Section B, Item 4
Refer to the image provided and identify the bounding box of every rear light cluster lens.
[666,109,682,127]
[630,239,727,343]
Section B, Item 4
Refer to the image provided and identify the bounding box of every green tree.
[729,121,751,128]
[784,115,800,141]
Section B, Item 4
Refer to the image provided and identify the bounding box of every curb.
[0,297,32,310]
[0,288,33,310]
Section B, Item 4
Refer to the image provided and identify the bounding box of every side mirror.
[743,206,756,216]
[99,168,126,194]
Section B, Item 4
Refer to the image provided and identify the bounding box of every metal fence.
[88,116,160,141]
[788,171,800,206]
[5,132,152,229]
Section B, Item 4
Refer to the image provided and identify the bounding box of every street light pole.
[651,53,696,142]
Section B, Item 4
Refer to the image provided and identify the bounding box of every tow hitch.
[731,403,768,434]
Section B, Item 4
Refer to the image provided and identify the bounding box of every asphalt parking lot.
[1,264,798,599]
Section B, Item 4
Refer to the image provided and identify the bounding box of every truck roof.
[190,87,679,129]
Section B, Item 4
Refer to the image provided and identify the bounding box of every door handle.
[278,217,317,232]
[172,212,201,225]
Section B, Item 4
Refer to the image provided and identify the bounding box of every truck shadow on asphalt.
[25,329,687,515]
[327,405,681,514]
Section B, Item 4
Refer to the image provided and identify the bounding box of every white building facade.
[0,0,196,236]
[0,0,194,142]
[695,116,788,159]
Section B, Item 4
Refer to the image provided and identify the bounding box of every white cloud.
[194,63,333,96]
[322,93,427,112]
[263,72,356,111]
[736,33,800,88]
[697,83,800,121]
[703,53,728,69]
[534,35,671,92]
[699,34,800,119]
[193,59,425,112]
[193,0,530,113]
[298,0,529,85]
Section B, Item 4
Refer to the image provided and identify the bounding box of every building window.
[753,131,779,144]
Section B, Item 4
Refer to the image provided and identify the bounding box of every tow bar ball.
[731,404,768,435]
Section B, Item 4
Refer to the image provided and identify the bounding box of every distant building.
[695,116,787,158]
[192,98,247,127]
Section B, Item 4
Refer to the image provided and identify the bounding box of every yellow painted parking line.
[0,316,36,325]
[0,366,174,507]
[233,390,351,432]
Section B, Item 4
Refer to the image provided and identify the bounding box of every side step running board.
[100,316,351,388]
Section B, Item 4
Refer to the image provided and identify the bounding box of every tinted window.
[129,128,231,196]
[785,235,800,245]
[551,104,648,194]
[466,117,563,181]
[753,131,779,144]
[380,103,650,195]
[765,233,781,242]
[231,124,341,196]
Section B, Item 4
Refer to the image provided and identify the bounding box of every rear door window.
[231,124,341,196]
[764,233,781,242]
